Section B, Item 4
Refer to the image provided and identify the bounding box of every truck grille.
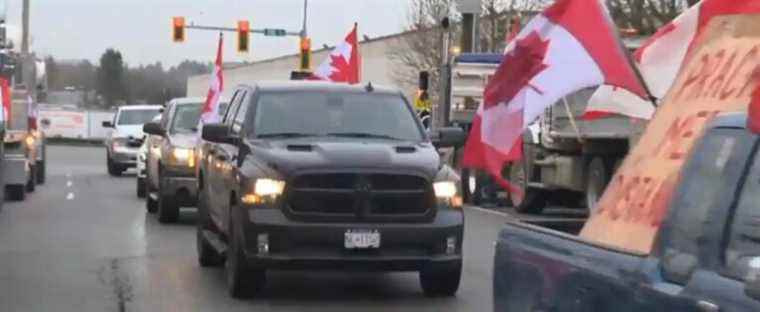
[286,173,434,221]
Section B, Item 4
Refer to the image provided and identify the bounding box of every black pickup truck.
[494,113,760,312]
[196,81,466,299]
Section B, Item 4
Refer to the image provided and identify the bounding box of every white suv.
[103,105,163,176]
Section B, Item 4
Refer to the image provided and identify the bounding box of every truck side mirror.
[142,122,165,136]
[429,127,466,148]
[102,121,113,128]
[202,123,236,145]
[745,257,760,300]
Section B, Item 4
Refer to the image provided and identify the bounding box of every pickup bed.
[494,113,760,312]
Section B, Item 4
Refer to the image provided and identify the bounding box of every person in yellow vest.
[415,71,432,129]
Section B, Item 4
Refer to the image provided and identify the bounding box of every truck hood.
[168,132,197,148]
[249,138,441,179]
[113,125,144,139]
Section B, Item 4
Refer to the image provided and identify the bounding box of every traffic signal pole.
[184,23,302,37]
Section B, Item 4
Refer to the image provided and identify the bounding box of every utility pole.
[301,0,308,38]
[21,0,29,55]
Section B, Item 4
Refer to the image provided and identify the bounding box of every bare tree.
[387,0,458,103]
[607,0,690,35]
[479,0,548,53]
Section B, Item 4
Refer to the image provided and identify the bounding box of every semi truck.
[447,48,645,214]
[2,55,47,201]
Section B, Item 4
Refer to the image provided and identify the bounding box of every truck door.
[217,90,250,234]
[148,107,170,190]
[208,91,243,228]
[647,128,758,311]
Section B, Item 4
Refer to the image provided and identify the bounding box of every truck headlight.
[255,179,285,196]
[169,147,195,168]
[434,181,457,198]
[241,178,286,205]
[433,181,463,208]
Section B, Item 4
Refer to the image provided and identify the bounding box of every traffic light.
[237,20,250,53]
[172,17,185,43]
[299,36,311,71]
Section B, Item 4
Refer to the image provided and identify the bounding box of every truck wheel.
[6,185,25,201]
[585,157,610,215]
[26,166,36,193]
[136,177,146,198]
[461,169,483,205]
[36,160,46,185]
[226,220,266,299]
[197,187,223,267]
[508,161,544,214]
[145,185,158,214]
[157,178,179,223]
[107,157,120,176]
[420,261,462,297]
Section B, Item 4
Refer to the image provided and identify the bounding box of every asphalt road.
[0,145,517,312]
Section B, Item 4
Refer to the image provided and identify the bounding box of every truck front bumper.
[161,175,197,207]
[110,147,139,167]
[3,156,29,185]
[239,208,464,271]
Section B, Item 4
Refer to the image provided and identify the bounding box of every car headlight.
[241,178,286,205]
[168,147,195,168]
[433,181,463,208]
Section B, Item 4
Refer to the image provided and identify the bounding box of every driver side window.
[724,148,760,281]
[222,90,241,124]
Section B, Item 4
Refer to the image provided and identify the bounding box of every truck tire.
[585,157,610,215]
[36,160,45,185]
[6,185,25,201]
[26,166,36,193]
[136,177,146,198]
[145,185,158,214]
[226,218,266,299]
[197,186,223,267]
[157,178,179,223]
[461,169,482,205]
[107,157,121,176]
[420,261,462,297]
[508,161,545,214]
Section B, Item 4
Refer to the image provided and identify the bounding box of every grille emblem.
[354,177,372,196]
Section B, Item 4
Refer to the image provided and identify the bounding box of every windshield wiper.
[257,132,319,139]
[327,132,403,141]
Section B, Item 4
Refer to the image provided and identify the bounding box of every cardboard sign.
[581,16,760,253]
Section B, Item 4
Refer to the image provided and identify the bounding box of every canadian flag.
[312,24,361,84]
[463,0,648,196]
[198,33,224,131]
[585,0,760,120]
[0,78,9,123]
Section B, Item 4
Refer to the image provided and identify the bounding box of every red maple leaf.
[327,54,354,82]
[484,31,551,109]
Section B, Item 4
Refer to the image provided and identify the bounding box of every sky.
[4,0,410,67]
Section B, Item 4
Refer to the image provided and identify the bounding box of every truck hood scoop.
[253,140,439,178]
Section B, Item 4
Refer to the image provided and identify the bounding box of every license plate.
[344,230,380,249]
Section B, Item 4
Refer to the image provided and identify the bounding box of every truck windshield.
[170,103,202,134]
[251,91,423,142]
[118,109,162,125]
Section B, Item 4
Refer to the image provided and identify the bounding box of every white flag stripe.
[482,15,604,153]
[586,2,700,119]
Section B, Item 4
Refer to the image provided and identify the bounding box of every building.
[186,31,419,100]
